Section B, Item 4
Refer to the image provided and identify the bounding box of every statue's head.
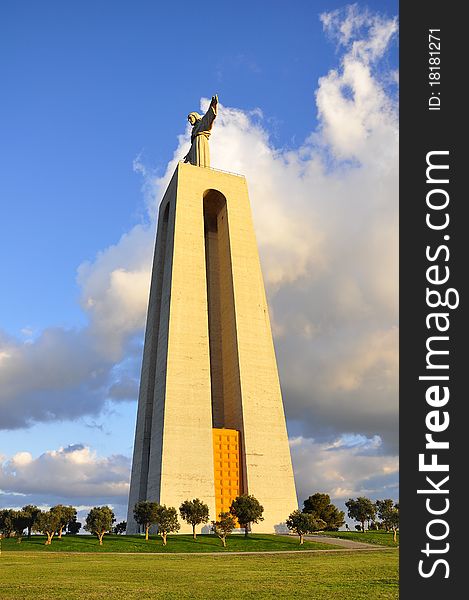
[188,112,202,126]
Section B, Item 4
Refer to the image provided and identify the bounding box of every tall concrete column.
[127,163,297,534]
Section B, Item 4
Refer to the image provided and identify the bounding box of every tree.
[211,512,236,547]
[230,495,264,537]
[67,518,82,534]
[84,506,115,545]
[51,505,77,539]
[345,497,376,532]
[179,498,210,540]
[0,509,15,538]
[133,501,160,541]
[375,499,393,532]
[154,505,180,545]
[302,493,345,531]
[33,510,61,545]
[21,505,41,539]
[286,510,326,544]
[12,511,30,543]
[376,499,399,542]
[114,521,127,535]
[392,503,400,542]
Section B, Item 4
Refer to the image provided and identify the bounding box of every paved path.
[305,535,389,549]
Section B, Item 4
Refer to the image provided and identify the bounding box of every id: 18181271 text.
[428,29,441,111]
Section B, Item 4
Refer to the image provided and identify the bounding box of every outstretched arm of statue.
[210,94,218,115]
[198,95,218,132]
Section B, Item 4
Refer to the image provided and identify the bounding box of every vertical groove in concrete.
[204,193,224,428]
[204,190,244,437]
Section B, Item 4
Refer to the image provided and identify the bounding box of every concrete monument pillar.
[127,161,297,534]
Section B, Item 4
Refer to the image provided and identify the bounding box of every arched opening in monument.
[203,189,243,431]
[203,188,244,518]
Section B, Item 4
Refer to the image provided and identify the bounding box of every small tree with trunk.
[33,510,61,545]
[302,493,345,531]
[12,510,30,543]
[376,499,399,542]
[113,521,127,535]
[133,501,160,540]
[211,512,236,547]
[84,506,115,545]
[0,509,15,538]
[179,498,210,540]
[230,494,264,537]
[51,505,77,539]
[345,497,376,532]
[154,505,180,545]
[21,505,41,539]
[286,510,326,544]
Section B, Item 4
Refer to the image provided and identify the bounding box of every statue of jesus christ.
[183,94,218,168]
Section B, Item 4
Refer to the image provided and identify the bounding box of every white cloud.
[77,224,154,360]
[320,4,398,64]
[290,435,399,505]
[0,444,130,502]
[0,328,113,428]
[0,226,152,428]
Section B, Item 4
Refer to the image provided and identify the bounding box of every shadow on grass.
[2,533,334,553]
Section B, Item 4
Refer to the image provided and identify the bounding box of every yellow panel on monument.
[126,161,298,534]
[212,428,242,523]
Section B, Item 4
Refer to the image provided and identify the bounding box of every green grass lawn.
[1,533,340,553]
[0,550,398,599]
[315,530,399,547]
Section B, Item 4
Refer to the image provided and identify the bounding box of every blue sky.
[1,1,398,524]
